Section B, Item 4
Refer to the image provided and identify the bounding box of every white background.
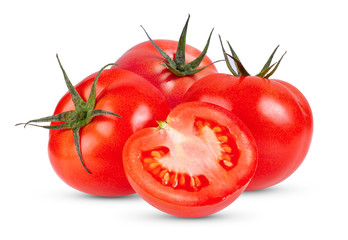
[1,0,347,239]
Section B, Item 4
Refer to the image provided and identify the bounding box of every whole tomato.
[183,40,313,190]
[19,56,170,196]
[113,15,218,109]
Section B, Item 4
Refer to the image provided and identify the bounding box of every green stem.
[259,45,279,74]
[157,120,168,129]
[264,51,287,79]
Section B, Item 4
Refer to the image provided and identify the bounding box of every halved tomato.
[123,101,257,218]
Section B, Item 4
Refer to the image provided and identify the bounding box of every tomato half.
[183,74,313,190]
[48,68,170,196]
[123,101,257,217]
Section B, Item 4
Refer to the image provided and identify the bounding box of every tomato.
[123,101,257,218]
[21,57,170,197]
[113,15,218,109]
[183,42,313,190]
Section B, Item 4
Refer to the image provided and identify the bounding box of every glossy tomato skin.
[48,69,170,196]
[123,101,257,217]
[132,174,247,218]
[113,40,218,109]
[183,74,313,191]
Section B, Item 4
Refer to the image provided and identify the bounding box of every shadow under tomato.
[136,206,249,222]
[61,191,142,202]
[242,182,307,196]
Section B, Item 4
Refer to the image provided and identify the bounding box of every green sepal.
[256,45,287,78]
[72,128,91,174]
[257,45,279,75]
[219,35,239,76]
[264,51,287,79]
[141,14,215,77]
[56,55,85,110]
[16,109,121,129]
[219,36,250,76]
[86,63,116,110]
[174,15,190,68]
[17,56,121,174]
[185,28,214,72]
[225,53,250,76]
[220,37,286,79]
[140,25,177,71]
[255,62,277,78]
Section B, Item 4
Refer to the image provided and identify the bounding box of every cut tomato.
[123,101,257,218]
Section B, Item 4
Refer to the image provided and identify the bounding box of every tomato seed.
[204,121,211,127]
[179,174,186,186]
[194,176,201,188]
[218,136,228,143]
[159,169,168,179]
[172,173,179,188]
[222,146,232,153]
[163,172,170,185]
[221,155,231,161]
[152,167,161,175]
[195,121,203,129]
[151,151,162,159]
[190,177,198,190]
[223,160,233,167]
[149,162,160,169]
[213,127,222,133]
[144,157,155,164]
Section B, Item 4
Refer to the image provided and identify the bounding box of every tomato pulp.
[123,101,257,217]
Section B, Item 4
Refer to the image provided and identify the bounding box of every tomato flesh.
[123,101,257,217]
[140,117,240,192]
[141,146,209,192]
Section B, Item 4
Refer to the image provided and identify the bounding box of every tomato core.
[139,117,240,192]
[194,118,240,171]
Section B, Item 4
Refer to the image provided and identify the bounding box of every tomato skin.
[183,74,313,191]
[48,69,170,196]
[130,176,247,218]
[123,101,257,217]
[113,40,218,109]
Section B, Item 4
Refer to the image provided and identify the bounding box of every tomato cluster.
[19,15,313,218]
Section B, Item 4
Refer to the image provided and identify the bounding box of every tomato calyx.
[219,35,287,78]
[16,55,121,174]
[141,15,219,77]
[156,120,168,129]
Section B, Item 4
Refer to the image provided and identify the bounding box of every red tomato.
[183,74,313,190]
[123,101,257,218]
[48,68,170,196]
[113,16,218,109]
